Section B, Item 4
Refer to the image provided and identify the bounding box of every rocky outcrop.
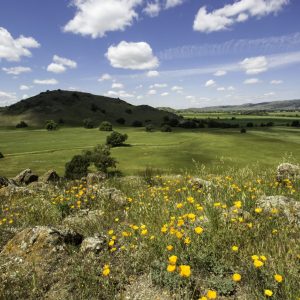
[190,177,213,189]
[277,163,300,181]
[80,236,105,254]
[98,188,127,206]
[257,195,300,224]
[39,170,60,183]
[13,169,38,185]
[0,185,34,198]
[86,172,106,186]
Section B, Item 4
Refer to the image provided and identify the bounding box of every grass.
[0,126,299,177]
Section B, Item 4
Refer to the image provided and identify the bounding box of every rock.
[86,172,106,186]
[40,170,60,183]
[277,163,300,181]
[0,185,34,198]
[0,176,17,188]
[190,177,213,189]
[80,237,105,254]
[13,169,38,185]
[257,195,300,224]
[28,181,49,191]
[98,188,127,206]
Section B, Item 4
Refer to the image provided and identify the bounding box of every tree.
[131,120,143,127]
[45,120,58,131]
[16,121,28,128]
[240,128,247,134]
[161,125,172,132]
[83,118,94,129]
[99,121,113,131]
[65,155,90,179]
[0,152,4,159]
[116,117,125,125]
[106,131,128,147]
[145,124,154,132]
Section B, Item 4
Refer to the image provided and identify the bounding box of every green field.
[0,125,299,177]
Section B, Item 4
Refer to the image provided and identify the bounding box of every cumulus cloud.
[150,83,168,88]
[0,27,40,62]
[270,79,283,84]
[165,0,184,9]
[264,92,275,96]
[161,92,169,96]
[214,70,227,76]
[98,73,112,82]
[106,90,134,98]
[34,79,58,85]
[2,66,31,75]
[144,1,161,17]
[240,56,268,74]
[64,0,142,38]
[47,55,77,73]
[112,82,124,89]
[243,78,260,84]
[106,41,159,70]
[228,86,236,91]
[171,85,183,91]
[20,85,32,90]
[193,0,289,33]
[148,89,157,95]
[147,70,159,77]
[0,91,17,106]
[217,87,225,91]
[205,79,216,87]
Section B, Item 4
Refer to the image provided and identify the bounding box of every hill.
[180,99,300,112]
[0,90,178,127]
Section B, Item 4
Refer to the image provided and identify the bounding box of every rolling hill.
[0,90,179,127]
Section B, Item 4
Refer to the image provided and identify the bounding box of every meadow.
[0,124,300,177]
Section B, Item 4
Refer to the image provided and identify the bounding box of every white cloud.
[144,1,161,17]
[22,94,29,99]
[186,95,195,101]
[112,82,124,89]
[147,70,159,77]
[193,0,289,33]
[106,89,134,98]
[165,0,184,9]
[228,86,236,91]
[150,83,168,88]
[264,92,275,96]
[2,66,31,75]
[0,27,40,62]
[64,0,142,38]
[161,92,169,96]
[0,91,17,106]
[47,55,77,73]
[20,85,32,90]
[240,56,268,74]
[217,87,225,91]
[270,79,283,85]
[243,78,260,84]
[205,79,216,87]
[106,41,159,70]
[98,73,112,82]
[148,89,157,95]
[136,95,144,100]
[171,85,183,91]
[34,79,58,85]
[214,70,227,76]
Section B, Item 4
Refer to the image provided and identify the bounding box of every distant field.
[0,125,299,177]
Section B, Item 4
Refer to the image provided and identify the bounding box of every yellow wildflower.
[178,265,191,277]
[232,273,241,282]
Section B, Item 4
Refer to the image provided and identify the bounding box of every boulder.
[40,170,60,183]
[0,185,34,198]
[86,172,106,186]
[13,169,38,185]
[80,236,105,254]
[277,163,300,181]
[190,177,213,189]
[257,195,300,224]
[0,176,11,188]
[98,188,127,206]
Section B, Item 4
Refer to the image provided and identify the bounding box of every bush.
[145,124,154,132]
[106,131,128,147]
[83,118,94,129]
[240,128,247,133]
[16,121,28,128]
[84,145,117,173]
[291,120,300,127]
[131,120,143,127]
[99,121,113,131]
[116,118,125,125]
[0,152,4,159]
[246,122,254,127]
[65,155,90,179]
[161,125,172,132]
[45,120,58,131]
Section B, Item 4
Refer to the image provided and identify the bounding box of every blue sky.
[0,0,300,108]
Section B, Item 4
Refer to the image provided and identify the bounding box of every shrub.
[99,121,113,131]
[116,118,125,125]
[45,120,58,131]
[131,120,143,127]
[83,118,95,129]
[145,124,154,132]
[246,122,254,127]
[240,128,247,133]
[161,125,172,132]
[65,155,90,179]
[16,121,28,128]
[0,152,3,159]
[291,120,300,127]
[84,145,117,173]
[106,131,128,147]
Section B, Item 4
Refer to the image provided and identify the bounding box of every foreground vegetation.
[0,165,299,299]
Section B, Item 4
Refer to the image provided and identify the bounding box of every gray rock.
[190,177,213,188]
[98,188,127,206]
[40,170,60,183]
[0,185,34,198]
[277,163,300,181]
[80,237,105,254]
[86,172,106,186]
[13,169,38,185]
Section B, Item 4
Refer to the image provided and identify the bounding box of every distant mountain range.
[0,90,178,127]
[158,99,300,113]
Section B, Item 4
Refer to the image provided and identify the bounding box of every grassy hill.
[180,99,300,112]
[0,90,178,127]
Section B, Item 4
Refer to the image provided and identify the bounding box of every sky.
[0,0,300,109]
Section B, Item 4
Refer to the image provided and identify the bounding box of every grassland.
[0,124,299,177]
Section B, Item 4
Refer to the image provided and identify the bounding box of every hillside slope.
[0,90,178,127]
